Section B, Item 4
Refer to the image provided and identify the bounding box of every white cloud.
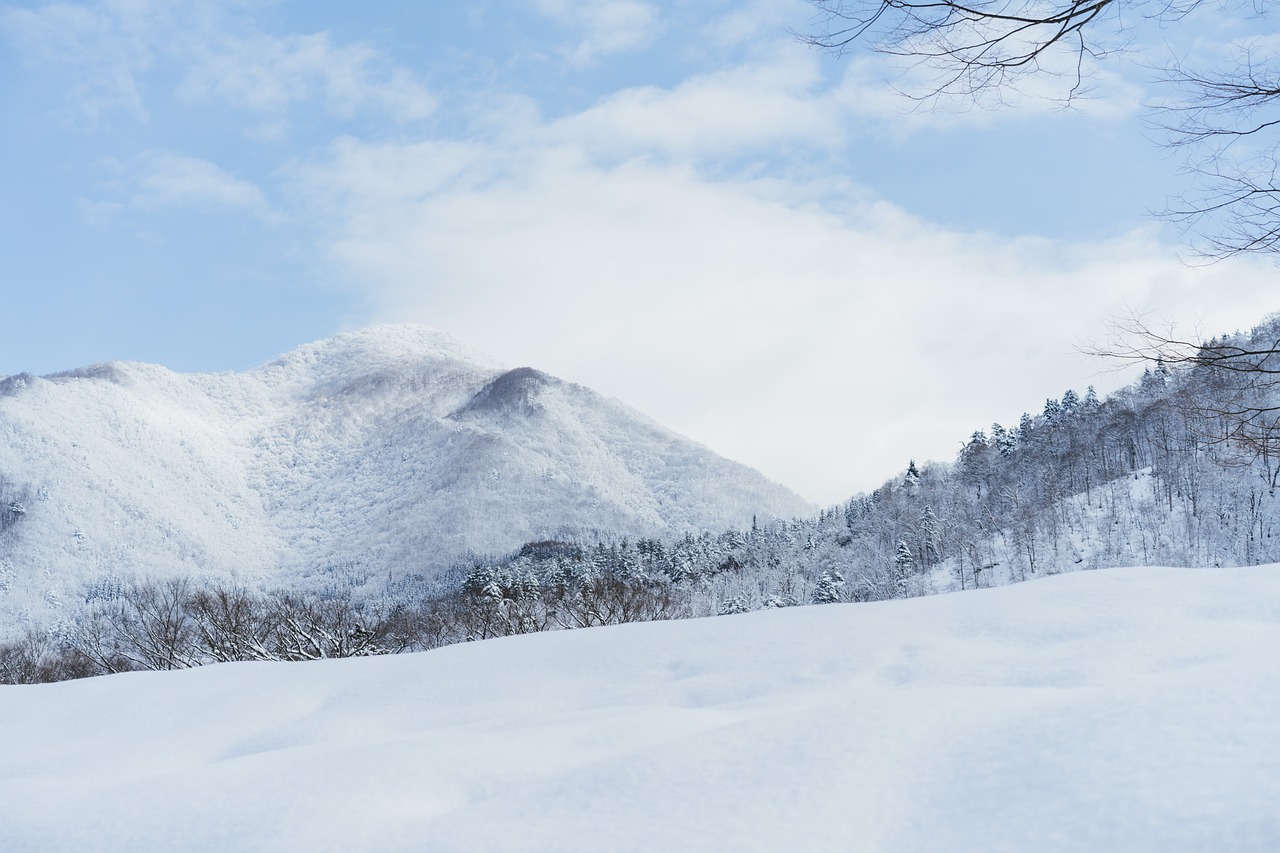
[126,150,277,220]
[13,1,1261,505]
[552,52,843,159]
[291,109,1279,505]
[705,0,811,49]
[276,47,1271,503]
[178,31,437,125]
[534,31,1142,165]
[0,0,162,120]
[1,1,435,130]
[831,53,1145,131]
[534,0,661,66]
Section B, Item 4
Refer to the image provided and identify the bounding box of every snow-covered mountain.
[2,565,1275,851]
[0,326,812,623]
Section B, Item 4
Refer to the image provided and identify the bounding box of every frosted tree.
[903,459,921,496]
[811,570,845,604]
[991,423,1017,457]
[919,506,941,566]
[893,541,914,596]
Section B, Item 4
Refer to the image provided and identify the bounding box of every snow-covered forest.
[6,314,1280,682]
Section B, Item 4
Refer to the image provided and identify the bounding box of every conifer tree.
[812,571,845,604]
[904,459,921,495]
[991,423,1016,457]
[919,507,941,564]
[893,541,914,596]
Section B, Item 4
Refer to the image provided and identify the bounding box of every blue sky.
[3,0,1278,504]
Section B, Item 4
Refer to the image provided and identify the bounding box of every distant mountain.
[0,326,812,626]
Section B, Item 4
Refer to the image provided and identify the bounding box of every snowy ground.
[2,565,1277,852]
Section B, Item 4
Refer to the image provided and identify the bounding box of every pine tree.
[811,570,845,604]
[991,423,1016,457]
[1155,358,1171,384]
[893,541,914,596]
[919,506,941,565]
[903,459,921,495]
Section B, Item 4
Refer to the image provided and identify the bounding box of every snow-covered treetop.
[249,324,504,392]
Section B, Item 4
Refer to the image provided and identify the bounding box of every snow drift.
[0,565,1276,852]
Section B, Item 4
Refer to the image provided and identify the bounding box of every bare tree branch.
[801,0,1280,260]
[799,0,1131,100]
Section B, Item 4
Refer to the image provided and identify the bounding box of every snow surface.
[1,565,1276,852]
[0,326,812,631]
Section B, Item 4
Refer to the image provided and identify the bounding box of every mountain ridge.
[0,325,813,631]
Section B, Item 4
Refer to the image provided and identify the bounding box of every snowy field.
[1,566,1277,852]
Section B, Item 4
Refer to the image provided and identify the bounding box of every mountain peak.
[254,325,503,388]
[0,324,813,634]
[458,366,553,417]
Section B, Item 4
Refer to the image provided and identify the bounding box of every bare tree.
[800,0,1133,99]
[76,578,204,671]
[269,593,404,660]
[1154,42,1280,259]
[800,0,1280,259]
[0,628,95,683]
[188,586,278,663]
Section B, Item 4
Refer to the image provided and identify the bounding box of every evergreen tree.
[991,423,1016,457]
[812,571,845,604]
[893,541,914,595]
[1155,358,1171,384]
[903,459,921,495]
[919,507,941,564]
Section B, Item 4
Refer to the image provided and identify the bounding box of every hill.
[0,565,1275,851]
[0,326,811,631]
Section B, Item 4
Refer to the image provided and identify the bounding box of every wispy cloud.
[533,0,661,66]
[1,0,163,121]
[704,0,811,49]
[830,54,1145,131]
[178,31,436,129]
[123,150,277,221]
[551,53,843,160]
[1,1,435,131]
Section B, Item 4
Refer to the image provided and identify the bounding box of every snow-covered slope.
[1,565,1276,851]
[0,326,812,623]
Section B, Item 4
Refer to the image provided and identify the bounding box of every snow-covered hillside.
[0,326,812,627]
[1,565,1275,852]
